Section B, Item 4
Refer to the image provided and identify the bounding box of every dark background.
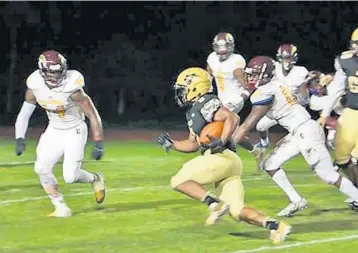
[0,1,357,129]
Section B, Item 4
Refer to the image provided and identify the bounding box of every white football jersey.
[275,62,308,97]
[250,77,311,133]
[26,70,86,130]
[207,52,246,104]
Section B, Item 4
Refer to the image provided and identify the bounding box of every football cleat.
[205,201,230,226]
[277,198,308,217]
[270,222,292,244]
[47,205,72,218]
[349,201,358,211]
[91,173,106,204]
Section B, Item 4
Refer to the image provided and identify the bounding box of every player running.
[206,32,264,168]
[157,67,291,244]
[317,27,358,200]
[232,56,358,217]
[14,50,105,217]
[255,44,308,150]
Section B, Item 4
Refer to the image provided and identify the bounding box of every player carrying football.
[14,50,105,217]
[157,67,291,244]
[317,28,358,200]
[255,44,308,151]
[206,32,264,168]
[232,56,358,217]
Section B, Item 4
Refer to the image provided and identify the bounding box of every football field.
[1,138,358,253]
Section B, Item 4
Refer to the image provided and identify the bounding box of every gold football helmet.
[350,27,358,50]
[174,67,212,107]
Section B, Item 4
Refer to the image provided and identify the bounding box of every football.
[199,121,224,144]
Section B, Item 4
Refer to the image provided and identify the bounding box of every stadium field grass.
[0,139,357,253]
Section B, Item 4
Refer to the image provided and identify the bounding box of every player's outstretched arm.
[157,132,199,153]
[172,133,200,153]
[14,89,37,156]
[71,88,104,160]
[233,104,270,144]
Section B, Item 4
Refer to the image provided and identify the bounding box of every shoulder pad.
[340,50,355,60]
[207,52,216,65]
[200,96,222,122]
[250,85,274,106]
[62,70,85,93]
[26,70,43,90]
[298,66,309,76]
[231,54,246,68]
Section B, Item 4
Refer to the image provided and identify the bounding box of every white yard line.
[0,159,117,166]
[229,234,358,253]
[0,177,317,206]
[0,185,168,205]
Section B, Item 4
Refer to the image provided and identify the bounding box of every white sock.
[78,169,96,183]
[272,169,302,203]
[38,173,66,209]
[47,189,66,209]
[339,177,358,202]
[260,137,269,146]
[327,129,336,142]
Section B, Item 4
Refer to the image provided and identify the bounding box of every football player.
[255,44,309,150]
[206,32,264,168]
[317,27,358,198]
[14,50,105,217]
[232,56,358,217]
[157,67,291,244]
[304,71,342,149]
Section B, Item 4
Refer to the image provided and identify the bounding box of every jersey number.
[348,76,358,94]
[279,86,297,105]
[55,105,65,118]
[217,70,225,92]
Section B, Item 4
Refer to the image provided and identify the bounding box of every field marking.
[0,159,118,166]
[0,177,318,206]
[0,185,168,205]
[229,234,358,253]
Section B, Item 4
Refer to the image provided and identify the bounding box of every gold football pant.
[336,108,358,165]
[171,149,244,220]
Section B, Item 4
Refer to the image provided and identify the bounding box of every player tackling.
[233,56,358,217]
[157,67,291,244]
[14,50,105,217]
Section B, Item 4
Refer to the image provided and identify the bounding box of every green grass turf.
[0,140,357,253]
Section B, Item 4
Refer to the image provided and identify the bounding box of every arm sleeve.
[320,58,346,117]
[15,101,36,139]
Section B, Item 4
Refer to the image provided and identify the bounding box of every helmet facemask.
[213,40,234,62]
[173,84,188,108]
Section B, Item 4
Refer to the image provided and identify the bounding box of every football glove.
[92,141,104,160]
[15,138,26,156]
[157,132,173,153]
[201,135,226,154]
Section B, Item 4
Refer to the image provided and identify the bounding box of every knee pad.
[34,160,54,175]
[256,121,268,132]
[63,171,79,184]
[315,160,340,185]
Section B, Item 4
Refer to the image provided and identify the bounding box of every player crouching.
[14,50,106,217]
[157,67,291,244]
